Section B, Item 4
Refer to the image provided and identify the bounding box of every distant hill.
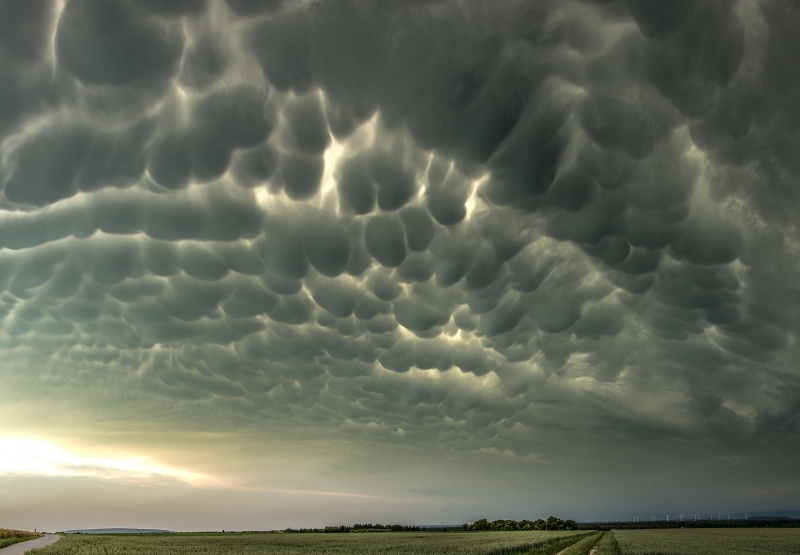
[746,509,800,520]
[63,529,171,534]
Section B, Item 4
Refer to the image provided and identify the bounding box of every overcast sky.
[1,0,799,532]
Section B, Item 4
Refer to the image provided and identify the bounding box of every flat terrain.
[0,535,60,555]
[0,530,45,551]
[613,528,800,554]
[28,531,587,555]
[24,529,800,555]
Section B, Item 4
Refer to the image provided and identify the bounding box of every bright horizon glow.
[0,437,208,486]
[0,437,399,501]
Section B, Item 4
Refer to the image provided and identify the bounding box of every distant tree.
[461,516,576,532]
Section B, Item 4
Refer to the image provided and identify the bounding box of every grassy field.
[0,528,42,549]
[595,531,622,555]
[28,531,590,555]
[560,532,604,555]
[26,528,800,555]
[614,528,800,554]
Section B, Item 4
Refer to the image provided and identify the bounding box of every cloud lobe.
[1,0,800,482]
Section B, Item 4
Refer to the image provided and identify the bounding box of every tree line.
[283,516,580,533]
[462,517,578,531]
[284,524,421,533]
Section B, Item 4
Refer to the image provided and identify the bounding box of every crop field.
[27,529,800,555]
[30,531,591,555]
[613,528,800,554]
[0,528,42,549]
[559,532,603,555]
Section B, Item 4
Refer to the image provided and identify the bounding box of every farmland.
[613,528,800,554]
[23,528,800,555]
[29,531,590,555]
[0,528,42,549]
[560,532,603,554]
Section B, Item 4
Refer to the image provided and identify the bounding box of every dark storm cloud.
[1,0,800,465]
[56,0,185,86]
[0,0,53,65]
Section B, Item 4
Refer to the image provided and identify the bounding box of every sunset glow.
[0,438,205,485]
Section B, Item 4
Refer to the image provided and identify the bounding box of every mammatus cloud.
[0,0,799,475]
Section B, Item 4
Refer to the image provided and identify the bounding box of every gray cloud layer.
[1,0,800,468]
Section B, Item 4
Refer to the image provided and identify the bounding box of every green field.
[560,532,603,555]
[29,531,590,555]
[613,528,800,554]
[24,529,800,555]
[0,528,42,549]
[0,538,37,550]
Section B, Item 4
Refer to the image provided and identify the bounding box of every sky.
[1,0,799,533]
